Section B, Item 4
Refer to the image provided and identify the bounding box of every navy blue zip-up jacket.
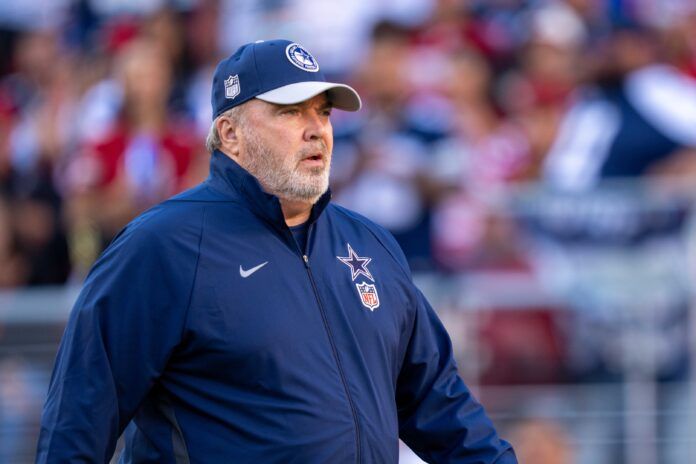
[37,150,516,463]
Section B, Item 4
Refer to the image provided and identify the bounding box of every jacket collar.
[206,149,331,229]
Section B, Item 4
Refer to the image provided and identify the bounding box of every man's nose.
[303,112,328,141]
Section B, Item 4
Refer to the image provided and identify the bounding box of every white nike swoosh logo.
[239,261,268,278]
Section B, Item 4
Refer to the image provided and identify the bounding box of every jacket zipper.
[296,225,362,464]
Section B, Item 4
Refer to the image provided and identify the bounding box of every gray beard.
[241,126,330,204]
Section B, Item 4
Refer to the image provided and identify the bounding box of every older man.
[37,39,516,463]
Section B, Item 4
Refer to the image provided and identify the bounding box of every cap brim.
[256,81,361,111]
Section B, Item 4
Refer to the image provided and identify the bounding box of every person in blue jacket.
[36,39,516,463]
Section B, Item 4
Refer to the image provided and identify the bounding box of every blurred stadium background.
[1,0,696,462]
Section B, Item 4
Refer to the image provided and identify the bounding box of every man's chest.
[177,220,414,389]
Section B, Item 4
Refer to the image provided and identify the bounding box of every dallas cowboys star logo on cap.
[286,43,319,72]
[337,243,374,282]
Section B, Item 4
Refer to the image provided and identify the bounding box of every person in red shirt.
[66,37,202,270]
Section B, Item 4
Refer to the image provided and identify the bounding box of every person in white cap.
[37,39,516,464]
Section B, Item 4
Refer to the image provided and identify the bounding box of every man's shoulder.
[109,187,214,253]
[326,203,411,273]
[103,214,185,265]
[133,196,206,235]
[328,203,386,232]
[168,181,237,203]
[124,181,240,237]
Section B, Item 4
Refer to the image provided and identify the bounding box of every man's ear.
[217,116,241,158]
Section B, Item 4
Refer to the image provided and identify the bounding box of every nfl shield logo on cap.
[224,75,240,100]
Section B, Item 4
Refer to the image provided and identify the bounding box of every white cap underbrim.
[256,81,361,111]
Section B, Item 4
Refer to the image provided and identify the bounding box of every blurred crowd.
[3,3,696,461]
[1,0,696,288]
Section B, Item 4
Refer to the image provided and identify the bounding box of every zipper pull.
[302,255,309,267]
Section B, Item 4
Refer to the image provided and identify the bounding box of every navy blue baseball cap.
[211,39,362,119]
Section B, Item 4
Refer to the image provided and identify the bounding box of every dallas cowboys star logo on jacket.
[337,243,374,281]
[338,244,380,311]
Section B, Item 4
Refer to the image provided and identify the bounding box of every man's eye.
[281,108,300,115]
[322,109,332,117]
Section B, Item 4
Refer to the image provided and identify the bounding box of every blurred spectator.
[427,1,588,271]
[185,0,226,136]
[140,7,194,115]
[333,21,442,270]
[3,29,76,178]
[496,2,585,184]
[429,44,533,271]
[544,22,696,190]
[0,28,75,285]
[65,37,202,276]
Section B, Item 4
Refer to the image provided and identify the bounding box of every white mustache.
[296,143,329,161]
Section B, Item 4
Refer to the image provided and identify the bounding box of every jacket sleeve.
[35,218,201,463]
[396,288,517,464]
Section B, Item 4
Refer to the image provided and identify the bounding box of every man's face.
[236,93,334,204]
